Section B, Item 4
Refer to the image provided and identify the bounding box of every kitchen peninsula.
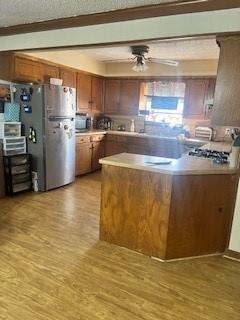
[99,151,239,261]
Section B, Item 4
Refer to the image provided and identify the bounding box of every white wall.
[229,182,240,253]
[0,9,240,51]
[105,60,218,77]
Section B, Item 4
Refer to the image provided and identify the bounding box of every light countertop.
[106,130,205,145]
[75,130,106,136]
[99,150,238,175]
[75,129,206,146]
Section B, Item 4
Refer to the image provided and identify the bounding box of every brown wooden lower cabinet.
[77,133,192,176]
[105,135,183,159]
[76,141,92,176]
[92,141,105,171]
[150,139,184,158]
[100,165,238,260]
[75,134,105,176]
[105,141,127,157]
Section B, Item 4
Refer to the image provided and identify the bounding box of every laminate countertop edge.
[99,153,239,176]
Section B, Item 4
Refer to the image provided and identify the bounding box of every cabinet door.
[75,143,92,175]
[127,137,151,155]
[119,80,140,116]
[60,68,77,88]
[92,141,105,171]
[183,79,209,119]
[91,76,103,113]
[168,174,238,259]
[104,80,121,114]
[229,181,240,253]
[105,141,127,157]
[42,63,59,83]
[14,56,43,83]
[150,140,182,159]
[77,73,92,113]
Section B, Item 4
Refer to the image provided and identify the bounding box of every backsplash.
[144,123,185,137]
[104,114,237,142]
[105,115,144,132]
[183,118,236,142]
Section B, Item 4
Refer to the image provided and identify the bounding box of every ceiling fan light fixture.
[132,63,149,72]
[132,56,148,72]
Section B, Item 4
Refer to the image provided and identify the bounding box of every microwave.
[75,113,91,132]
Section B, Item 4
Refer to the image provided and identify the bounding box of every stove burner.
[188,148,230,164]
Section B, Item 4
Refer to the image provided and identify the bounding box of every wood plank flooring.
[0,172,240,320]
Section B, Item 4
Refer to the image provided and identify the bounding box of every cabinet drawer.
[90,134,105,142]
[12,173,30,184]
[6,164,30,175]
[76,135,91,144]
[10,155,29,166]
[12,181,32,193]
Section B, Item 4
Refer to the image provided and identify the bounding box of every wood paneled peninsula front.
[99,152,239,261]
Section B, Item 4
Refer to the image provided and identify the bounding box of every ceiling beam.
[0,0,240,37]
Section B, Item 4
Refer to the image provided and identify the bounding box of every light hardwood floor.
[0,172,240,320]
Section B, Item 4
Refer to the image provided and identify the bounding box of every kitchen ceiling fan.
[105,45,179,72]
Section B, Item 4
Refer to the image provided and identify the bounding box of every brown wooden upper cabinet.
[77,73,103,113]
[0,53,61,84]
[119,80,140,116]
[104,79,139,116]
[14,56,43,83]
[76,73,92,112]
[60,68,77,88]
[91,76,104,113]
[41,63,59,83]
[104,79,121,114]
[183,78,215,119]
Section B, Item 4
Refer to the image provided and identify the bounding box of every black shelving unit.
[3,154,32,195]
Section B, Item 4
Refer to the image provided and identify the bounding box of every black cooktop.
[188,148,230,164]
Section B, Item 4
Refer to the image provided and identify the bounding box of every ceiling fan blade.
[102,58,135,63]
[148,58,179,67]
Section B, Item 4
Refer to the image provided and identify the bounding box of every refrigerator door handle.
[48,116,74,121]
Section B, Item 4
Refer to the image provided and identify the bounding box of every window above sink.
[139,80,186,125]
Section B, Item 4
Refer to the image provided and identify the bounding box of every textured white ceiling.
[0,0,183,27]
[77,38,219,61]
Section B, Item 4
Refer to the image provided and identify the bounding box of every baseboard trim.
[223,249,240,262]
[151,253,221,263]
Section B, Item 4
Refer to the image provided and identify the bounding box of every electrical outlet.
[225,128,231,136]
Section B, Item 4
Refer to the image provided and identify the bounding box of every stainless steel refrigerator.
[17,84,76,191]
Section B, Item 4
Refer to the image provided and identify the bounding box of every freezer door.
[45,118,75,190]
[44,85,76,118]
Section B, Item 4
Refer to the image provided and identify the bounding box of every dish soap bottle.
[130,119,135,132]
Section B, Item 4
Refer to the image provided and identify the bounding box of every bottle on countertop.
[130,119,135,132]
[229,135,240,168]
